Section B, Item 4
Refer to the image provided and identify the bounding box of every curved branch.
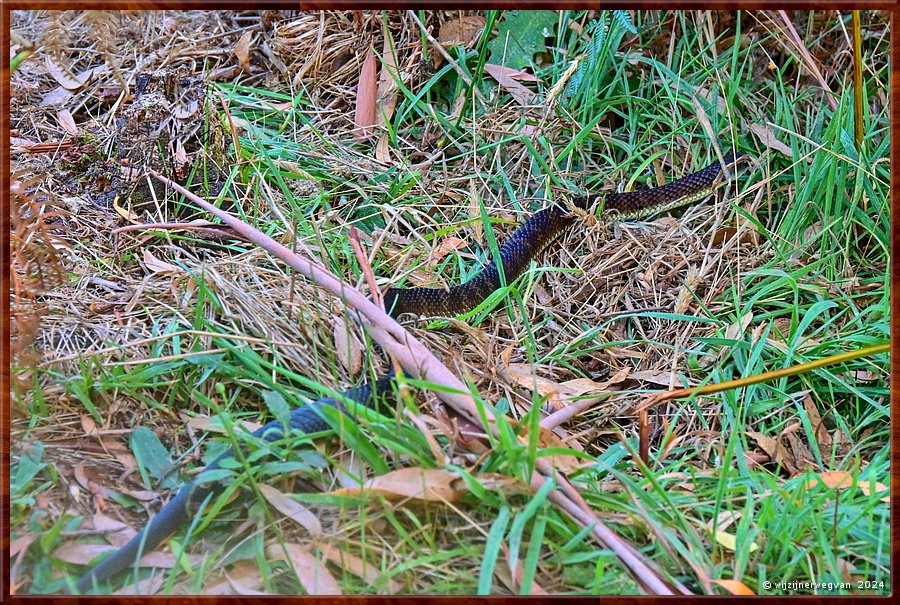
[149,171,680,595]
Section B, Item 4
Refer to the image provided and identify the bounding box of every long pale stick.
[150,171,679,594]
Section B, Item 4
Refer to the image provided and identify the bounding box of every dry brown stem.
[150,170,678,595]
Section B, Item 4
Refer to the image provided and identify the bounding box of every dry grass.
[9,9,889,596]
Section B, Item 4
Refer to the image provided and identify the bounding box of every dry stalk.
[150,170,679,595]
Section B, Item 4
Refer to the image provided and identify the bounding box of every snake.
[73,152,743,593]
[383,153,743,317]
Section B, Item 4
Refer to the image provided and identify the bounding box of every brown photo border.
[1,2,896,602]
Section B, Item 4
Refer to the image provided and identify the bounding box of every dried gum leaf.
[332,467,462,503]
[315,542,400,593]
[438,15,485,48]
[258,483,323,536]
[353,47,377,140]
[265,542,341,595]
[234,31,253,72]
[45,55,85,90]
[712,579,756,595]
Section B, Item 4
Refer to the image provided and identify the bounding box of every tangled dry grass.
[9,9,889,596]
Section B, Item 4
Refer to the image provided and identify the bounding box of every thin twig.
[348,226,382,310]
[151,169,485,425]
[636,342,889,412]
[539,393,615,431]
[776,10,837,111]
[406,10,487,106]
[111,221,248,242]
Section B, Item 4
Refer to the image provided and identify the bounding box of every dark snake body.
[74,153,741,592]
[382,197,589,317]
[384,154,741,318]
[75,377,395,593]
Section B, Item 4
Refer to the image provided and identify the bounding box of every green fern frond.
[612,10,637,35]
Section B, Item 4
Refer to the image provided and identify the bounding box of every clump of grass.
[10,9,888,595]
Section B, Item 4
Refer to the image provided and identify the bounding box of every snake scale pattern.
[384,153,741,317]
[74,153,742,592]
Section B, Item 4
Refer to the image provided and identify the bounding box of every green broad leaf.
[260,460,313,477]
[262,389,292,430]
[130,426,178,490]
[12,441,47,497]
[192,468,236,486]
[39,513,67,555]
[487,10,558,71]
[108,492,138,508]
[217,455,244,470]
[349,201,387,232]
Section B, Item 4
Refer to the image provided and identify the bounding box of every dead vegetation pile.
[10,9,883,595]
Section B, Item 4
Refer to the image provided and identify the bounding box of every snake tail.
[74,375,395,593]
[583,152,744,220]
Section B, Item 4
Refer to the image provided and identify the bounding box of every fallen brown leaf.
[332,467,463,503]
[80,413,99,437]
[45,55,86,90]
[258,483,323,536]
[535,428,584,474]
[483,63,539,105]
[506,364,564,409]
[858,479,890,502]
[802,395,832,447]
[119,488,163,502]
[333,314,362,376]
[112,196,140,224]
[808,471,889,502]
[234,31,253,72]
[202,560,264,595]
[628,368,688,387]
[748,123,794,159]
[712,578,756,595]
[9,534,36,557]
[374,133,392,164]
[224,560,268,596]
[56,109,78,136]
[113,574,166,596]
[315,542,400,593]
[73,461,107,500]
[265,542,341,595]
[375,27,400,130]
[810,470,854,490]
[746,430,796,474]
[54,542,201,568]
[438,15,485,48]
[184,413,263,435]
[91,513,136,547]
[354,47,377,140]
[724,311,754,341]
[143,249,183,275]
[429,236,468,264]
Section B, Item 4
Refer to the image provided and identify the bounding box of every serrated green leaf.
[613,10,637,34]
[487,10,558,71]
